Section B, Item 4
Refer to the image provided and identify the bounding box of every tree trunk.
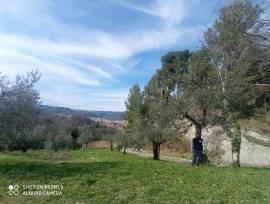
[21,140,28,153]
[22,147,28,153]
[52,141,58,152]
[123,146,127,154]
[184,113,203,138]
[85,141,88,149]
[232,152,240,167]
[231,120,241,167]
[110,140,113,151]
[195,125,202,138]
[152,141,160,160]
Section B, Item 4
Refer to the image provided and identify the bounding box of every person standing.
[192,132,203,166]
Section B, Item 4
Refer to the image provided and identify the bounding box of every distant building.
[90,117,126,127]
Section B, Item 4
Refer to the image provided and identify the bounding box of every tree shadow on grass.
[0,161,121,181]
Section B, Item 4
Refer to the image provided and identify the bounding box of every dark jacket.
[192,137,203,151]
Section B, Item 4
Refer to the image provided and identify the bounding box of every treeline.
[124,0,270,166]
[0,71,121,152]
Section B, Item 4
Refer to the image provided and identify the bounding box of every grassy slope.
[0,149,269,204]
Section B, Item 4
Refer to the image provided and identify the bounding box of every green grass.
[0,149,269,204]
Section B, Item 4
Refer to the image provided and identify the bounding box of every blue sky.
[0,0,230,111]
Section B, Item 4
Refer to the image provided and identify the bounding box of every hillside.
[0,149,269,203]
[40,105,124,120]
[181,117,270,167]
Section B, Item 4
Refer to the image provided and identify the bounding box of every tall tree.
[157,49,220,140]
[174,49,221,138]
[205,0,263,166]
[125,85,145,150]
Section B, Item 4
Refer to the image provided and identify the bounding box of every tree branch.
[184,113,201,128]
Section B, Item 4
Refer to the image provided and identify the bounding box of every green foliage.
[159,50,190,93]
[142,73,178,159]
[179,48,221,127]
[78,121,102,148]
[42,115,70,152]
[69,127,81,150]
[203,0,268,165]
[70,127,80,140]
[101,124,120,151]
[125,84,145,149]
[231,121,241,154]
[204,0,266,114]
[0,70,42,152]
[143,75,177,143]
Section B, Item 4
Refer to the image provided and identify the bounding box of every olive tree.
[0,70,42,152]
[142,74,177,160]
[42,114,70,152]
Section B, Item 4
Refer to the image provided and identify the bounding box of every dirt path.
[125,149,192,164]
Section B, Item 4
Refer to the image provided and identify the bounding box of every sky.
[0,0,230,111]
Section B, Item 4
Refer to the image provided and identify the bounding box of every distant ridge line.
[40,105,124,120]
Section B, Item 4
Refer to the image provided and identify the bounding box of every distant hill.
[40,105,124,120]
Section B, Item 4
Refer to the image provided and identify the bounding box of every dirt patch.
[240,118,270,136]
[87,141,118,149]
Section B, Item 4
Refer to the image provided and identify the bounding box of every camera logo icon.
[9,185,19,196]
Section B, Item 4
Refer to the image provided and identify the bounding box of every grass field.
[0,149,269,204]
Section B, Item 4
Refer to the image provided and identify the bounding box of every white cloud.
[0,0,209,111]
[41,85,129,111]
[0,46,100,87]
[113,0,188,25]
[0,22,199,60]
[62,59,112,79]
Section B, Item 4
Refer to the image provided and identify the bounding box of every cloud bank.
[0,0,219,111]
